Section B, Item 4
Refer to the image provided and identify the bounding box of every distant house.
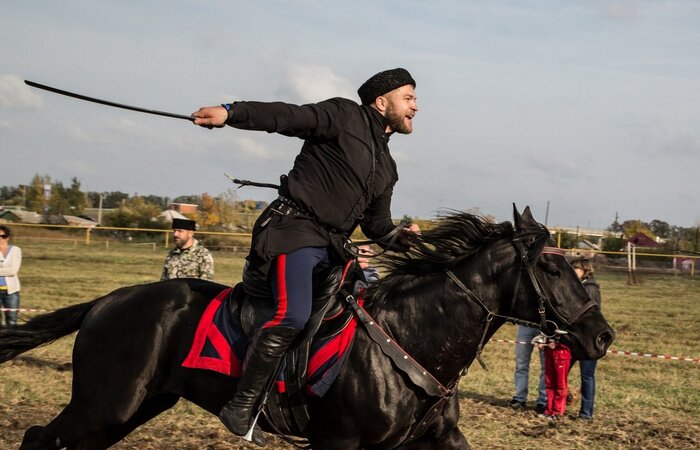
[628,233,660,247]
[168,203,198,214]
[159,209,189,223]
[570,239,601,258]
[62,215,98,228]
[81,207,117,223]
[0,209,43,224]
[673,257,695,272]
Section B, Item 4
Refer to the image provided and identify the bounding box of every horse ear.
[521,206,536,225]
[514,205,538,231]
[512,203,522,230]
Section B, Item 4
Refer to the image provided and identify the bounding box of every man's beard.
[385,104,412,134]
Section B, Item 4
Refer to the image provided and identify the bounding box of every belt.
[275,196,315,218]
[273,196,342,235]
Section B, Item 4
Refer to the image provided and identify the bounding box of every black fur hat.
[172,218,197,231]
[357,68,416,105]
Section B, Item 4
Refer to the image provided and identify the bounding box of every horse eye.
[539,261,561,277]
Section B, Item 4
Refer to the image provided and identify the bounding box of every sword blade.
[25,80,195,122]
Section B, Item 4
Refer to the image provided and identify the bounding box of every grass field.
[1,241,699,449]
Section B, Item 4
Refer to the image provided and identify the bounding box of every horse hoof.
[20,425,59,450]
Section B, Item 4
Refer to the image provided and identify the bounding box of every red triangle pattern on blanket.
[182,287,243,377]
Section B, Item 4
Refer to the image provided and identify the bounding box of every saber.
[24,80,195,121]
[224,173,280,190]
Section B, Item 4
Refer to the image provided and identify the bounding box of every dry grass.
[1,241,698,449]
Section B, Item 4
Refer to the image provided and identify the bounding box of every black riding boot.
[219,326,299,446]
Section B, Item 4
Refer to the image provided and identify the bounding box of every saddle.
[225,263,363,436]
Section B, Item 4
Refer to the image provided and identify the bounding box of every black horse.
[0,207,613,449]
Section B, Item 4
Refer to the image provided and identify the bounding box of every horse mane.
[369,210,549,304]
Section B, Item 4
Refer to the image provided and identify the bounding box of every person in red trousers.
[535,336,572,419]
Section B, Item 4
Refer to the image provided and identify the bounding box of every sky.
[1,0,699,229]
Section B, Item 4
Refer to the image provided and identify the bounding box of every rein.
[345,220,410,258]
[445,241,595,372]
[344,238,578,399]
[334,237,592,447]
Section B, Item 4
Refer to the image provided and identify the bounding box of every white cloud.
[284,65,356,103]
[233,136,286,162]
[0,75,43,109]
[3,1,700,227]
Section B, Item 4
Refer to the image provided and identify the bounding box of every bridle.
[334,230,599,447]
[445,234,598,370]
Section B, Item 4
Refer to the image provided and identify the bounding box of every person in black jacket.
[569,257,602,420]
[192,68,420,444]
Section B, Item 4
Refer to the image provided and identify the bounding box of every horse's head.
[509,205,614,360]
[372,206,614,363]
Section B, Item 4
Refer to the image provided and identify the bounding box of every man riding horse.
[192,68,422,444]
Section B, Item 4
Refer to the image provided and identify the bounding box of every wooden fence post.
[627,242,638,285]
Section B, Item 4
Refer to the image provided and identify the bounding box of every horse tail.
[0,298,99,363]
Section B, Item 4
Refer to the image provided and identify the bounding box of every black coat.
[226,97,402,274]
[582,276,601,306]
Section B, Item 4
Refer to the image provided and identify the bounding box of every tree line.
[1,175,697,251]
[555,217,699,254]
[0,174,265,231]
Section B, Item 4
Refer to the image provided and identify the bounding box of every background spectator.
[357,244,380,284]
[0,225,22,327]
[510,325,547,414]
[538,336,571,419]
[161,219,214,280]
[569,257,601,420]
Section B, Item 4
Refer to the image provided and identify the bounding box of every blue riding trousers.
[0,291,19,327]
[264,247,330,330]
[513,325,547,406]
[571,359,598,418]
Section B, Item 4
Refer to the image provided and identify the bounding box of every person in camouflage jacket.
[161,218,214,280]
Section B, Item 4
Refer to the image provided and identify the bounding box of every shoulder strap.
[360,108,376,195]
[341,289,450,398]
[339,107,378,232]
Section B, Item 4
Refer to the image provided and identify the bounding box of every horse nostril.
[597,331,614,350]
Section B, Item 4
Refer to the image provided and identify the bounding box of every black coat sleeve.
[359,186,410,252]
[583,282,601,306]
[226,99,348,140]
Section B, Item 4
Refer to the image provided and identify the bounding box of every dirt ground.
[2,368,697,450]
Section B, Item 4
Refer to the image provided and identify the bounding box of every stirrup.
[243,408,266,446]
[219,404,265,447]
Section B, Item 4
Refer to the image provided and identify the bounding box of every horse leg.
[307,436,362,450]
[19,405,119,450]
[398,427,472,450]
[19,394,179,450]
[99,393,179,442]
[20,322,172,449]
[19,407,87,450]
[19,425,58,450]
[68,394,180,450]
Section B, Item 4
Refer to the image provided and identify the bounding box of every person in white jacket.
[0,225,22,327]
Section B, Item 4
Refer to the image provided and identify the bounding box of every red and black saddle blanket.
[182,287,361,397]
